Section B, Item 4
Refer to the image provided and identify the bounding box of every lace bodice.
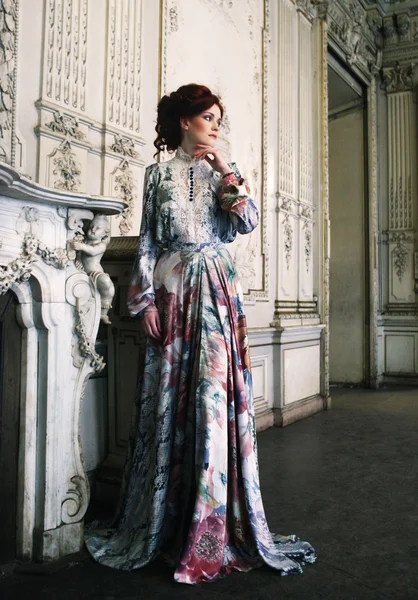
[128,147,259,315]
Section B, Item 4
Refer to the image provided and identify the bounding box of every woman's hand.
[143,308,162,341]
[194,144,231,176]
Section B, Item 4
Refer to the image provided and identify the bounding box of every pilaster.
[0,0,20,166]
[382,62,417,313]
[272,0,319,328]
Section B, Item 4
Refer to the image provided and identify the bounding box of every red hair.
[154,84,224,156]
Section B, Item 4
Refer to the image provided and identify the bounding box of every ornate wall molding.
[109,133,138,236]
[321,0,382,79]
[386,89,415,234]
[392,236,409,282]
[73,306,105,372]
[296,0,316,21]
[302,219,313,273]
[389,175,412,230]
[110,134,138,158]
[44,0,88,110]
[0,233,70,294]
[106,0,142,132]
[45,111,85,140]
[113,159,136,236]
[320,18,330,398]
[0,0,19,165]
[52,139,82,191]
[283,213,293,270]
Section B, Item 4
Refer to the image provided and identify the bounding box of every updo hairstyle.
[154,83,224,156]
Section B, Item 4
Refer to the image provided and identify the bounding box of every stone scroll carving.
[61,474,89,524]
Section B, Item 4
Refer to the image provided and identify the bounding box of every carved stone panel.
[388,232,415,306]
[275,3,316,318]
[298,204,314,303]
[384,84,417,311]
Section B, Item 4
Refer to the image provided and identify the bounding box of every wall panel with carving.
[274,2,318,321]
[161,0,269,308]
[13,0,160,241]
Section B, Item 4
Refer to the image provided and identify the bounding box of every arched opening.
[0,291,22,562]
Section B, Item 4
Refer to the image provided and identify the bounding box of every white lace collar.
[175,145,198,165]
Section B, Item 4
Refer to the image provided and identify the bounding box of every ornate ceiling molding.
[319,1,383,79]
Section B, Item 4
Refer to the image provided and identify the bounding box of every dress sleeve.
[127,164,160,317]
[217,163,259,234]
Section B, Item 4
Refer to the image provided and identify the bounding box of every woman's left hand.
[194,144,231,176]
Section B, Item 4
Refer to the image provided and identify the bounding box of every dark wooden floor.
[1,387,418,599]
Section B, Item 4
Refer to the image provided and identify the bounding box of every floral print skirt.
[85,243,316,584]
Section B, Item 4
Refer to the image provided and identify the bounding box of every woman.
[85,84,316,584]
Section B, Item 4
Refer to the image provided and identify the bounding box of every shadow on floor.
[1,387,417,599]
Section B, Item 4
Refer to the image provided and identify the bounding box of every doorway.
[328,55,368,385]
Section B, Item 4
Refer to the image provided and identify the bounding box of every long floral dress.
[85,146,316,584]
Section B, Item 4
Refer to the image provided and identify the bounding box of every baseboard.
[255,408,274,432]
[274,394,330,427]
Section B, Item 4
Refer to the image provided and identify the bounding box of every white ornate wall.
[1,0,332,505]
[103,0,330,476]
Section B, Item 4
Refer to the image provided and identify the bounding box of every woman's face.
[181,104,222,148]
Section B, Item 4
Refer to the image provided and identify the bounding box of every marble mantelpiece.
[0,161,126,561]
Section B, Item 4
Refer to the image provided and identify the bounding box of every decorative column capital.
[382,61,416,94]
[311,0,329,21]
[295,0,317,20]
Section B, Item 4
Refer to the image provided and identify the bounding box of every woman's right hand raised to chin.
[142,307,162,341]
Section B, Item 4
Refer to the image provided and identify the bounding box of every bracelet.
[221,171,234,179]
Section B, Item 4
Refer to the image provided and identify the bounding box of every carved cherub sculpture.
[69,214,115,324]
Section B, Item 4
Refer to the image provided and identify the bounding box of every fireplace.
[0,162,125,561]
[0,292,21,562]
